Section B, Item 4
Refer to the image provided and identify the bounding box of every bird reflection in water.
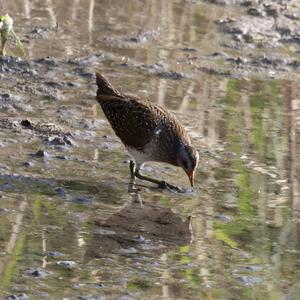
[84,190,193,261]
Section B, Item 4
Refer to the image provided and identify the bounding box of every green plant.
[0,14,26,57]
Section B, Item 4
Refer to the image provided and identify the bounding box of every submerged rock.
[33,149,46,157]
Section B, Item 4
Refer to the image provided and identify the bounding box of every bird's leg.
[128,160,141,193]
[129,160,135,180]
[134,166,183,192]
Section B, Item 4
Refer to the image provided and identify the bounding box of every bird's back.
[95,72,190,164]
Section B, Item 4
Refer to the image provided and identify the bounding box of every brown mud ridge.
[85,200,192,260]
[205,0,300,77]
[0,118,73,146]
[212,0,300,48]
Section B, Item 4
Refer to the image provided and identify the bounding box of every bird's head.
[177,143,199,188]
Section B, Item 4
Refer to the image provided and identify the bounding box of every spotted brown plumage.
[95,72,199,191]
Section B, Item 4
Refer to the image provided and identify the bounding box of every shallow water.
[0,0,300,299]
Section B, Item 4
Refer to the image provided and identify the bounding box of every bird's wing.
[97,94,158,149]
[153,105,190,143]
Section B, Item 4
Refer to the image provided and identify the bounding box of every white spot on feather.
[154,127,161,136]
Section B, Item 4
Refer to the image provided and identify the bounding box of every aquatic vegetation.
[0,14,26,57]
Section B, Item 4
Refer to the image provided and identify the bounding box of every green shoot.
[0,14,26,57]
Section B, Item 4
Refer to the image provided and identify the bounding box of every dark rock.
[20,119,32,129]
[34,149,46,157]
[209,51,228,58]
[244,265,263,272]
[181,47,197,52]
[23,268,51,278]
[248,7,266,17]
[57,260,77,268]
[0,93,12,101]
[55,155,67,160]
[5,294,29,300]
[47,136,74,146]
[132,235,146,243]
[22,161,34,167]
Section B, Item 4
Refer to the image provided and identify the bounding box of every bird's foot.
[129,160,135,180]
[158,181,185,193]
[128,181,141,193]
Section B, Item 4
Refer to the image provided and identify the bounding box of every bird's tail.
[95,72,121,97]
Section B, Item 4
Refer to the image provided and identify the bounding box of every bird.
[95,72,199,191]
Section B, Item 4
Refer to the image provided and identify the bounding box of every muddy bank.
[213,0,300,48]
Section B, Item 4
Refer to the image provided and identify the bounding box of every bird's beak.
[186,170,195,188]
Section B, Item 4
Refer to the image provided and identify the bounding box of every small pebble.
[57,260,77,268]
